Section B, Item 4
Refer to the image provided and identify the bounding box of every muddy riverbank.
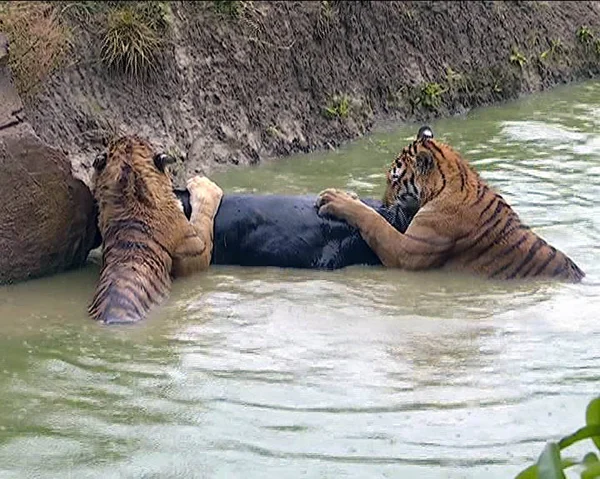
[10,1,600,187]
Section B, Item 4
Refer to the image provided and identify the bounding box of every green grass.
[540,39,563,61]
[315,0,335,40]
[212,0,243,17]
[418,83,446,110]
[0,2,72,98]
[577,26,594,44]
[510,47,527,68]
[323,94,351,119]
[100,2,170,79]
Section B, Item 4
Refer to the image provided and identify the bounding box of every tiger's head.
[92,136,177,228]
[383,126,474,208]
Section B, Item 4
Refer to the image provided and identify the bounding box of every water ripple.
[1,81,600,479]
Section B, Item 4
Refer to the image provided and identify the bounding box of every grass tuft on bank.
[0,1,71,98]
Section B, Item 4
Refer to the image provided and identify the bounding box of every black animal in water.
[174,190,418,270]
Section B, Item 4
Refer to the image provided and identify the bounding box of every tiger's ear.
[93,152,107,171]
[153,153,176,172]
[417,125,434,141]
[415,151,435,175]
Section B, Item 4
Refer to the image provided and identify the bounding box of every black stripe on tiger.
[507,238,545,279]
[472,183,489,207]
[530,246,558,277]
[425,141,447,160]
[488,234,530,278]
[104,219,152,237]
[489,233,528,262]
[429,157,447,201]
[457,161,468,192]
[521,244,556,278]
[462,215,516,265]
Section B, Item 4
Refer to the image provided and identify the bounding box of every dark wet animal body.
[174,191,418,270]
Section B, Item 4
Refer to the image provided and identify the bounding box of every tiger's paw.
[315,188,363,224]
[187,176,223,217]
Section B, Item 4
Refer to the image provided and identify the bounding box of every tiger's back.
[89,135,218,324]
[449,183,584,281]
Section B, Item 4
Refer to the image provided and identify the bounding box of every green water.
[1,81,599,478]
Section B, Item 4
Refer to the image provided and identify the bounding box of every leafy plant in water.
[323,94,351,119]
[515,396,600,478]
[510,47,527,68]
[577,26,594,44]
[100,2,170,79]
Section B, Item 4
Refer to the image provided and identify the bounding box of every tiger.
[88,135,223,324]
[316,126,585,282]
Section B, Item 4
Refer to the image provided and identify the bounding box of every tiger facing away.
[89,135,223,324]
[316,126,585,282]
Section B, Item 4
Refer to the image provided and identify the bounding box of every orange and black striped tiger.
[316,126,585,282]
[89,135,223,324]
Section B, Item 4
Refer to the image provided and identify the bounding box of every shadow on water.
[1,81,600,478]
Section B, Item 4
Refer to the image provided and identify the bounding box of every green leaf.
[581,461,600,479]
[586,397,600,451]
[515,458,579,479]
[559,426,600,451]
[584,453,600,465]
[516,464,539,479]
[537,442,566,479]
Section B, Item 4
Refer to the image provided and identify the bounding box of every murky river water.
[2,81,600,478]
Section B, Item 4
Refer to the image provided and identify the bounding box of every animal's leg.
[171,176,223,276]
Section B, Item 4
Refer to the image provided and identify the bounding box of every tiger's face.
[92,136,176,206]
[383,126,435,208]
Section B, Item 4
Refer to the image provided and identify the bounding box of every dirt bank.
[11,1,600,188]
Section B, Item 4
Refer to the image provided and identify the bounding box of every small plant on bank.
[320,0,334,21]
[100,3,170,79]
[445,67,472,94]
[315,0,335,40]
[418,82,446,110]
[515,396,600,478]
[577,26,594,45]
[0,1,71,98]
[445,67,463,85]
[212,0,243,17]
[323,94,351,119]
[510,47,527,68]
[265,125,284,138]
[540,39,563,61]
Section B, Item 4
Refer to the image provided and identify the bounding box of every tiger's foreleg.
[316,188,451,270]
[171,176,223,277]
